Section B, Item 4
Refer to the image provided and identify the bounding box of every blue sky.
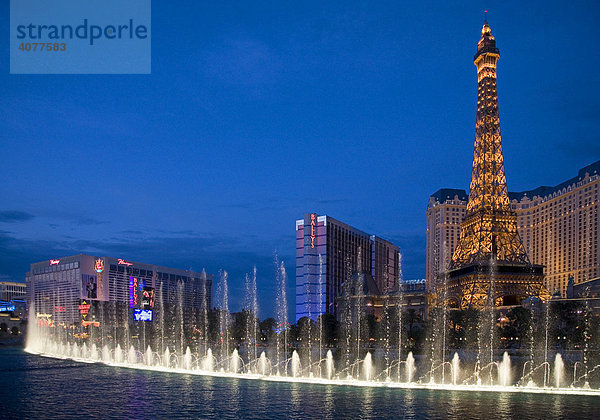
[1,1,599,318]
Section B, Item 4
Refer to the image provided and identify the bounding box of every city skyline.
[2,1,600,318]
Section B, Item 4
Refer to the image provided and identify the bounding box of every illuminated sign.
[82,321,100,327]
[82,274,97,299]
[129,276,139,308]
[118,259,133,266]
[50,259,60,265]
[95,258,104,273]
[134,309,153,322]
[310,213,316,248]
[0,304,15,312]
[79,300,91,317]
[54,306,66,312]
[141,286,155,309]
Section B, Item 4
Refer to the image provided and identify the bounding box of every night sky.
[1,1,599,318]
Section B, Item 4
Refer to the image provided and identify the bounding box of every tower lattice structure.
[449,22,529,268]
[438,21,548,309]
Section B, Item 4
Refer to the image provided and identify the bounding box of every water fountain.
[128,346,137,364]
[325,350,334,380]
[258,352,269,376]
[230,349,240,373]
[498,351,511,387]
[554,353,564,388]
[202,348,215,372]
[451,352,460,385]
[274,255,288,375]
[184,347,192,370]
[23,261,600,397]
[287,351,299,378]
[406,352,415,384]
[163,347,170,368]
[115,344,123,364]
[363,352,373,381]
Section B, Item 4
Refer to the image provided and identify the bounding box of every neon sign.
[133,309,153,322]
[95,258,104,273]
[0,304,15,312]
[79,301,91,316]
[118,259,133,266]
[141,287,155,308]
[129,276,139,308]
[54,306,66,312]
[50,259,60,265]
[310,213,316,248]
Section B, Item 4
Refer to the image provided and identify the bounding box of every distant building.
[427,160,600,298]
[570,276,600,299]
[551,276,600,316]
[26,254,212,324]
[295,213,401,322]
[0,281,26,302]
[0,282,27,321]
[337,277,427,325]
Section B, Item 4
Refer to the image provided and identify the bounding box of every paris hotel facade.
[426,160,600,297]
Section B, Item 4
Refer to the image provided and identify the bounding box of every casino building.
[295,213,402,322]
[427,160,600,298]
[0,282,27,320]
[0,281,27,302]
[26,254,212,324]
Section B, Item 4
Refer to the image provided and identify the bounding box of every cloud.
[75,218,109,226]
[0,230,295,318]
[119,230,144,235]
[0,210,35,223]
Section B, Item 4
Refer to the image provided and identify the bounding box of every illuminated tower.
[438,21,548,308]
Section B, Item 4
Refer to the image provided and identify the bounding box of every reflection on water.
[229,378,241,417]
[448,389,462,417]
[401,388,416,418]
[290,382,302,417]
[323,386,335,418]
[495,390,511,420]
[359,386,374,418]
[1,349,599,419]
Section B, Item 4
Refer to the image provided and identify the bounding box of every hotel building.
[26,254,212,324]
[427,160,600,297]
[295,213,401,322]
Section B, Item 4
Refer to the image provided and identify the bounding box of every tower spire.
[437,21,548,310]
[449,21,529,267]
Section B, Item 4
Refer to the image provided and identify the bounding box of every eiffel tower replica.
[437,20,548,309]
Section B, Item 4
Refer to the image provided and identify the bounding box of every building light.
[310,213,316,248]
[95,258,104,273]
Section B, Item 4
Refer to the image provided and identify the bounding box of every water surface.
[1,348,598,419]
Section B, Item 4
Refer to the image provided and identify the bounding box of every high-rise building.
[26,254,212,324]
[295,214,401,322]
[434,21,546,308]
[425,189,468,292]
[428,160,600,297]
